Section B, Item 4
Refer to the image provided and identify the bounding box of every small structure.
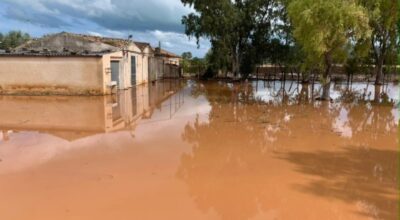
[0,32,181,95]
[152,47,182,80]
[155,47,182,66]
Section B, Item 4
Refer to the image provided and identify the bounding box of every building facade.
[0,32,181,96]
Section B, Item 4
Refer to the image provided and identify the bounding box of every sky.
[0,0,210,57]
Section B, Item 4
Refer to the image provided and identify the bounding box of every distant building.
[154,47,182,66]
[0,32,181,95]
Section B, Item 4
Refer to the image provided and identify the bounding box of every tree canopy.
[180,0,397,97]
[181,0,282,78]
[0,31,31,50]
[287,0,371,69]
[287,0,371,99]
[358,0,398,84]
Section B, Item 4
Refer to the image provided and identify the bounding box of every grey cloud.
[2,0,190,32]
[130,30,210,57]
[0,0,210,57]
[5,6,70,28]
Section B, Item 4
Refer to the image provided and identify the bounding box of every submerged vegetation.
[181,0,399,100]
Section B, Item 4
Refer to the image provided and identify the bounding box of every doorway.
[111,61,120,87]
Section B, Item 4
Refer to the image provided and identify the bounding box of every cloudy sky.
[0,0,210,57]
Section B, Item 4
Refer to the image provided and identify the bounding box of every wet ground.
[0,80,398,220]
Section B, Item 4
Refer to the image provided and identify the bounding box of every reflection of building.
[0,32,182,95]
[0,80,185,142]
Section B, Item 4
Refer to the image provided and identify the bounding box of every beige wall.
[132,45,151,86]
[102,51,125,92]
[128,43,148,86]
[138,53,149,85]
[0,56,105,95]
[102,44,150,90]
[0,43,155,95]
[166,57,181,66]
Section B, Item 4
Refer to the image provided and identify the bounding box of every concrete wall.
[102,44,150,90]
[132,45,150,86]
[0,43,156,95]
[166,57,181,66]
[127,43,149,86]
[0,56,106,95]
[102,51,125,91]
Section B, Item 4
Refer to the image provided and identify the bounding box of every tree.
[0,31,30,50]
[181,0,280,78]
[181,52,193,74]
[358,0,398,85]
[182,52,192,60]
[190,57,208,78]
[287,0,370,100]
[0,33,3,47]
[397,2,400,66]
[205,45,232,77]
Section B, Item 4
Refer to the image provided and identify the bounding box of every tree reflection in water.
[281,147,398,220]
[178,80,398,220]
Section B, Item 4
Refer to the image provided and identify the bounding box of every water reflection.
[251,80,399,105]
[281,147,398,220]
[0,80,185,142]
[178,81,398,220]
[0,79,398,219]
[0,80,185,173]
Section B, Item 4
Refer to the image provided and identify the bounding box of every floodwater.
[0,80,398,220]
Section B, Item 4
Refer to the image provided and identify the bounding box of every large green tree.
[288,0,370,100]
[358,0,398,85]
[181,0,281,78]
[0,31,30,50]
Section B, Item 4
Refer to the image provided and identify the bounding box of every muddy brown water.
[0,80,398,220]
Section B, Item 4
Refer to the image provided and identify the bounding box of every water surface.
[0,80,398,220]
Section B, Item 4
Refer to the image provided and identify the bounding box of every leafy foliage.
[287,0,370,65]
[0,31,30,50]
[181,0,282,78]
[181,52,208,77]
[358,0,398,83]
[181,52,193,73]
[287,0,371,99]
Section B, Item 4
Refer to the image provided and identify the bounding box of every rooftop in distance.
[0,32,181,58]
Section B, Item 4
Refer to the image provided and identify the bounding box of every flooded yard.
[0,79,398,220]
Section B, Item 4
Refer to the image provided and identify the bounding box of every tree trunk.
[256,67,259,80]
[231,48,241,79]
[297,69,300,84]
[347,73,351,86]
[321,53,333,101]
[375,55,384,85]
[374,84,382,103]
[311,77,315,101]
[232,59,238,79]
[299,83,309,103]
